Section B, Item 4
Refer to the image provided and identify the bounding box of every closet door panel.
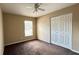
[51,13,72,49]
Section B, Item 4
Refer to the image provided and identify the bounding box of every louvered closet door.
[51,13,72,49]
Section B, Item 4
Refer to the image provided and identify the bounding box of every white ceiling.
[0,3,75,17]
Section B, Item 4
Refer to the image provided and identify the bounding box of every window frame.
[24,20,33,37]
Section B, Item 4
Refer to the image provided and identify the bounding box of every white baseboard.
[71,49,79,53]
[40,40,79,54]
[5,39,79,54]
[5,39,35,46]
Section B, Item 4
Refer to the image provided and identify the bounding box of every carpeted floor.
[4,39,79,55]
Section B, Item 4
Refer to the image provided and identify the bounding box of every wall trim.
[39,40,79,54]
[5,39,79,54]
[71,49,79,53]
[5,39,35,46]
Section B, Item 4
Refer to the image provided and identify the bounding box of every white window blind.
[24,21,33,36]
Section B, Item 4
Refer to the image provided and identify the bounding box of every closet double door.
[51,13,72,49]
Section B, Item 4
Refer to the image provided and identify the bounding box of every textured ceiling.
[0,3,75,17]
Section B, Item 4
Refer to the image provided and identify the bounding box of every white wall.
[0,8,4,55]
[37,16,50,43]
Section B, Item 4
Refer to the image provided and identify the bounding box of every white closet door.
[51,13,72,49]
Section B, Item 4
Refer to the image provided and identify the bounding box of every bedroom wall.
[3,13,37,45]
[37,4,79,52]
[0,8,4,54]
[37,15,50,43]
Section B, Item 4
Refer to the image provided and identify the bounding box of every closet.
[50,13,72,49]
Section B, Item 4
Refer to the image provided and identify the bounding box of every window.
[24,20,33,36]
